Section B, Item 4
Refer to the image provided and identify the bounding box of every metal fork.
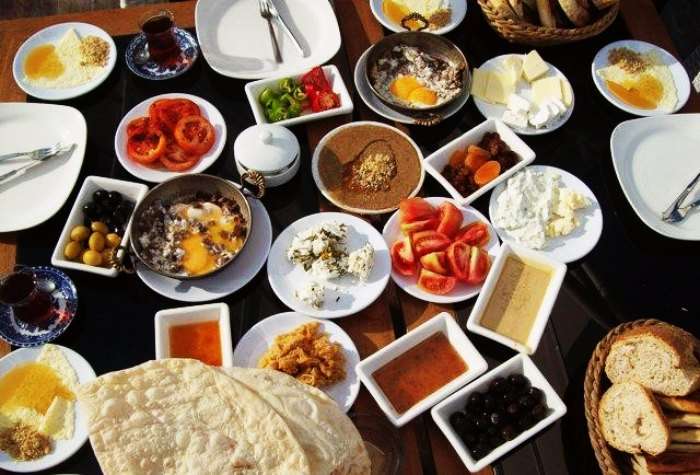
[0,142,63,163]
[259,0,282,63]
[662,170,700,223]
[0,143,72,185]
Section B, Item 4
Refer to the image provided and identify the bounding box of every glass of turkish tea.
[139,9,181,65]
[0,269,53,327]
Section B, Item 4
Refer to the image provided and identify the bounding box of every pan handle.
[400,12,429,31]
[413,112,443,127]
[105,246,136,274]
[240,170,266,199]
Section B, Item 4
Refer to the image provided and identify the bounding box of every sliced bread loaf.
[599,382,670,455]
[660,391,700,414]
[605,325,700,396]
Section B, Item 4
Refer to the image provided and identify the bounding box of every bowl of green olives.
[51,176,149,277]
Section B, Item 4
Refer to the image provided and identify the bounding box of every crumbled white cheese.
[502,109,529,129]
[506,93,530,114]
[347,243,375,281]
[287,221,348,280]
[294,281,325,309]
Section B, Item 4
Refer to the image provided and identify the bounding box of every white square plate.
[431,354,567,472]
[424,119,535,206]
[356,312,487,427]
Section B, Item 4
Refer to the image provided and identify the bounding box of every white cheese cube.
[528,106,551,129]
[532,76,563,105]
[506,93,531,114]
[522,50,549,82]
[550,98,567,114]
[502,109,529,129]
[471,67,490,100]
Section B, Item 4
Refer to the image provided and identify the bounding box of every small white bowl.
[51,175,148,277]
[466,243,566,354]
[244,65,353,127]
[431,354,567,472]
[368,0,468,36]
[423,119,535,206]
[356,312,487,427]
[154,303,233,367]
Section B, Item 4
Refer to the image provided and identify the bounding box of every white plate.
[12,22,117,101]
[610,114,700,240]
[136,197,272,301]
[267,212,391,319]
[114,93,227,183]
[488,165,603,263]
[244,65,353,127]
[311,121,425,215]
[431,354,567,472]
[0,103,86,233]
[232,312,361,412]
[51,176,149,277]
[354,47,469,125]
[473,54,574,135]
[591,39,690,116]
[0,345,96,473]
[369,0,468,35]
[382,197,500,304]
[195,0,341,80]
[424,118,536,206]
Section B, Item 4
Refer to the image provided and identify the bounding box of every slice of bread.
[599,382,670,455]
[674,429,700,443]
[556,0,590,26]
[670,443,700,453]
[508,0,525,17]
[535,0,557,26]
[489,0,519,20]
[670,414,700,428]
[645,451,700,473]
[660,392,700,414]
[605,325,700,397]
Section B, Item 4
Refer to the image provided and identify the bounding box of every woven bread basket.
[584,318,675,475]
[477,0,619,46]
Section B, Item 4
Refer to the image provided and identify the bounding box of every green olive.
[105,233,121,248]
[88,232,105,252]
[91,221,109,234]
[101,248,115,267]
[63,241,82,260]
[82,249,102,266]
[70,225,90,242]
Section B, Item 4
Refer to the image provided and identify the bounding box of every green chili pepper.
[280,93,298,107]
[288,101,302,117]
[292,86,307,101]
[278,77,296,93]
[267,107,289,122]
[258,87,276,106]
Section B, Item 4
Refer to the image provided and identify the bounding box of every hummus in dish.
[317,124,422,212]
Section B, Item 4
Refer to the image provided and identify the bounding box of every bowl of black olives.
[431,354,567,472]
[51,176,149,277]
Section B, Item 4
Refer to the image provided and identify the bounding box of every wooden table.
[0,1,696,474]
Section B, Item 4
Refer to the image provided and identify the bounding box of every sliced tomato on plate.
[126,117,150,137]
[391,236,416,276]
[127,128,167,164]
[412,230,451,257]
[418,268,456,295]
[150,98,201,131]
[446,241,470,281]
[399,197,435,224]
[420,251,448,275]
[159,140,200,171]
[435,201,463,238]
[400,217,438,235]
[174,115,215,155]
[455,222,491,247]
[464,247,491,285]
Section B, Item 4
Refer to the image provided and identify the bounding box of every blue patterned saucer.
[125,27,199,80]
[0,266,78,348]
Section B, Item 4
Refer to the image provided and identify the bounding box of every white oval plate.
[473,54,574,136]
[488,165,603,263]
[369,0,468,36]
[114,93,227,183]
[12,22,117,101]
[0,345,96,473]
[354,47,469,125]
[136,196,272,302]
[195,0,341,80]
[591,39,690,116]
[232,312,361,412]
[0,103,86,233]
[382,197,500,304]
[610,114,700,240]
[268,212,391,319]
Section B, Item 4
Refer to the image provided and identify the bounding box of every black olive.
[501,425,517,441]
[450,412,469,433]
[489,434,504,448]
[477,433,491,446]
[483,394,496,410]
[527,387,544,403]
[508,373,528,389]
[489,377,506,394]
[106,191,122,207]
[93,202,105,218]
[470,445,485,460]
[500,391,514,405]
[490,411,504,427]
[506,402,520,416]
[467,392,484,411]
[519,394,536,410]
[531,403,547,421]
[474,416,490,432]
[82,201,97,219]
[93,189,108,205]
[518,414,534,431]
[113,208,129,225]
[486,425,498,436]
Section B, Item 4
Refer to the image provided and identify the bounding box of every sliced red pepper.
[301,66,331,92]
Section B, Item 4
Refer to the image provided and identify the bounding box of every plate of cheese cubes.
[471,50,574,135]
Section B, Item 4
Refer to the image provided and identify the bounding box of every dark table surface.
[13,9,700,475]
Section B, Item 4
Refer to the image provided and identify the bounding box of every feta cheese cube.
[528,106,551,129]
[502,109,529,129]
[506,93,531,114]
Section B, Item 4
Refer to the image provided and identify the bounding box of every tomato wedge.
[160,154,200,171]
[391,236,416,276]
[126,117,150,137]
[412,230,451,258]
[435,201,463,238]
[455,222,491,247]
[446,241,470,281]
[399,197,435,224]
[127,128,167,164]
[174,115,215,155]
[400,217,438,235]
[465,247,491,285]
[150,98,201,132]
[420,251,449,275]
[418,268,456,295]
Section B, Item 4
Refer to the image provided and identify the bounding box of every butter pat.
[471,67,490,100]
[522,50,549,82]
[561,78,573,106]
[532,76,563,105]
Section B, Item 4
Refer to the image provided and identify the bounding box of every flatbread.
[78,359,310,475]
[223,367,371,475]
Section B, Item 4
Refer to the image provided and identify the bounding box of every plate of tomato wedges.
[383,197,500,303]
[114,93,226,182]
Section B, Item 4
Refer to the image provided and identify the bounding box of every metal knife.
[0,144,73,185]
[266,0,307,57]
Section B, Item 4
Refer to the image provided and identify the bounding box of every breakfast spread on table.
[1,1,697,473]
